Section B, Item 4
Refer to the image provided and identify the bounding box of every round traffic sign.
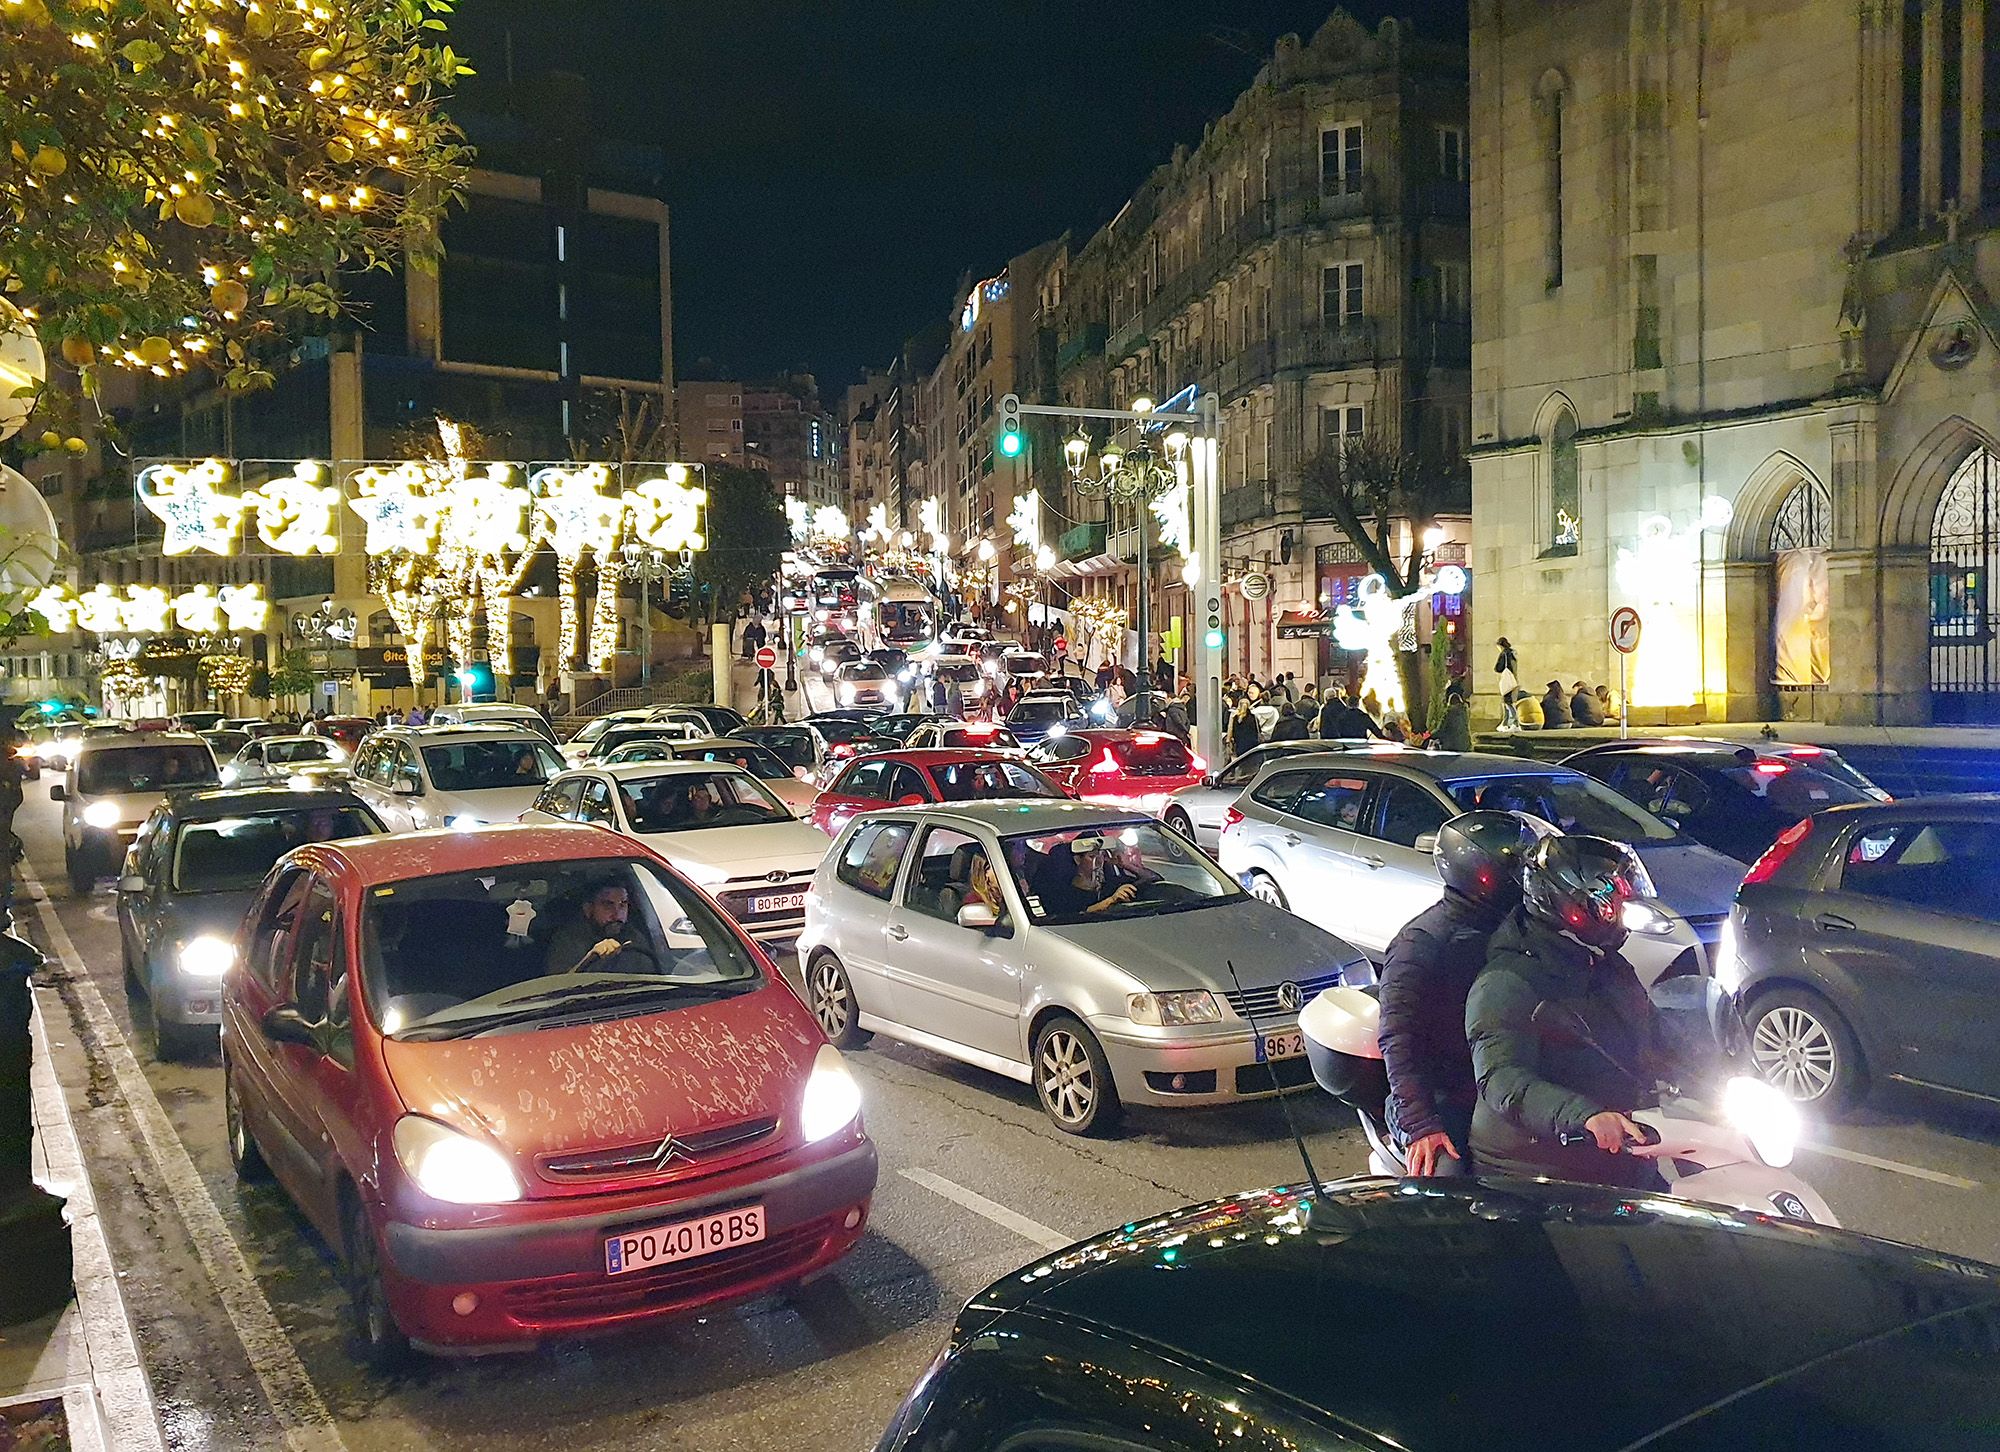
[1609,606,1643,655]
[755,645,778,670]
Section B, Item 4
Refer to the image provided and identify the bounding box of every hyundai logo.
[1276,982,1304,1014]
[764,869,791,884]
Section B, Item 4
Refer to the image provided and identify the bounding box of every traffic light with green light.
[997,393,1025,459]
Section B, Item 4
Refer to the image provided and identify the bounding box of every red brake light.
[1190,754,1208,773]
[1223,805,1244,832]
[1754,760,1789,776]
[1090,750,1121,776]
[1743,816,1814,885]
[1787,745,1824,757]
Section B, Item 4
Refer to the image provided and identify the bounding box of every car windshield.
[1002,820,1241,925]
[931,760,1064,801]
[421,739,564,791]
[202,731,250,759]
[79,745,218,795]
[172,807,380,893]
[937,663,983,682]
[683,744,793,781]
[844,663,891,682]
[812,718,878,745]
[1005,652,1047,673]
[1010,698,1069,724]
[1445,771,1679,842]
[618,770,792,832]
[267,739,338,765]
[737,727,815,769]
[361,859,762,1040]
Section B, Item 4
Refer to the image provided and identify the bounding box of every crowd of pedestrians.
[1493,636,1618,731]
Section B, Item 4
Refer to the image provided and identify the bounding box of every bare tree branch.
[1299,431,1456,596]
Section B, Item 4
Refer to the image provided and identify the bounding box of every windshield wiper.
[396,979,756,1041]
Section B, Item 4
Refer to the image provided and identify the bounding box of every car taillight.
[1753,760,1789,776]
[1189,753,1207,772]
[1223,805,1244,832]
[1743,816,1814,885]
[1090,751,1121,775]
[1786,745,1824,757]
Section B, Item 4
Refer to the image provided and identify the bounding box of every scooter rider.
[1465,834,1676,1192]
[1378,812,1544,1176]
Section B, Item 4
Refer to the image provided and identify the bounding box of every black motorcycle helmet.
[1432,811,1548,910]
[1521,834,1651,951]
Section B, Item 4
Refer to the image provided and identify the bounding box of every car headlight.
[800,1043,863,1143]
[82,800,122,830]
[393,1116,522,1204]
[1713,919,1745,997]
[1723,1074,1799,1169]
[839,684,857,704]
[177,934,236,978]
[444,814,488,831]
[1619,900,1679,936]
[1127,990,1223,1026]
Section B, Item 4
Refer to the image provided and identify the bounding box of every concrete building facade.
[1471,0,2000,725]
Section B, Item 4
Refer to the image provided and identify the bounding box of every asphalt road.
[21,781,2000,1452]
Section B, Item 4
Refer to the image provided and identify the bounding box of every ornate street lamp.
[1067,403,1189,722]
[618,540,685,689]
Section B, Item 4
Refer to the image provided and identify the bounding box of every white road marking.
[900,1168,1070,1252]
[1802,1139,1982,1190]
[28,991,162,1452]
[23,864,350,1452]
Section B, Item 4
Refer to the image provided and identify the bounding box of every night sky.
[449,2,1466,395]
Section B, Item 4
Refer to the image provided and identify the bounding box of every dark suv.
[1723,795,2000,1111]
[1564,739,1877,862]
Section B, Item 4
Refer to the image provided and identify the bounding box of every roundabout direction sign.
[1608,607,1642,739]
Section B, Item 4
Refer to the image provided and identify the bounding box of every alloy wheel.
[1752,1005,1838,1101]
[810,959,851,1040]
[1037,1029,1096,1128]
[1248,873,1287,909]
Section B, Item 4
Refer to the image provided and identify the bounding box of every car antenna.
[1225,958,1345,1232]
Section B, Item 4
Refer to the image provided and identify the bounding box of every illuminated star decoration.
[1152,479,1190,556]
[137,459,245,556]
[448,465,533,557]
[813,505,848,543]
[120,585,171,635]
[348,462,443,556]
[862,503,888,544]
[219,584,270,632]
[249,460,342,555]
[74,584,126,635]
[626,468,707,553]
[919,495,946,551]
[530,464,623,557]
[785,496,811,542]
[29,586,74,633]
[171,584,223,634]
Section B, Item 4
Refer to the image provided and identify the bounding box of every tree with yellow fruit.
[0,0,468,407]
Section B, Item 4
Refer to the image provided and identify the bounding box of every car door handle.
[886,925,909,942]
[1357,855,1386,870]
[1814,913,1856,933]
[1283,832,1301,847]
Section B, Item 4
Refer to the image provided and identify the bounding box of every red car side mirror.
[895,793,926,807]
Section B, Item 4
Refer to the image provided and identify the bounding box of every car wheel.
[806,952,869,1048]
[65,846,93,896]
[1033,1014,1121,1136]
[1748,987,1865,1112]
[1164,807,1194,841]
[342,1194,410,1372]
[1247,871,1288,911]
[223,1059,270,1182]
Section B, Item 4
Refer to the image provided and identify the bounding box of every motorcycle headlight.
[800,1043,863,1143]
[1128,990,1223,1026]
[393,1115,522,1204]
[82,800,122,830]
[1619,900,1679,936]
[1724,1075,1799,1169]
[177,934,236,978]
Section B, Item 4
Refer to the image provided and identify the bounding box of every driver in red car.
[546,879,659,974]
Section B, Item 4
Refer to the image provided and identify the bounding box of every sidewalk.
[0,991,164,1451]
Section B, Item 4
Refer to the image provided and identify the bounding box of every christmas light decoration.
[626,469,707,552]
[348,460,442,555]
[786,497,811,542]
[74,584,126,634]
[199,654,252,695]
[171,584,224,633]
[218,583,270,631]
[137,458,245,555]
[248,459,340,554]
[1007,489,1042,553]
[447,464,534,556]
[1330,575,1417,714]
[812,505,848,543]
[0,300,47,441]
[531,464,623,672]
[29,586,74,633]
[862,503,888,545]
[121,585,172,635]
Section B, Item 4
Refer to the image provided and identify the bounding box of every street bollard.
[0,929,72,1325]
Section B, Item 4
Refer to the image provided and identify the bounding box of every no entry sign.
[755,645,778,670]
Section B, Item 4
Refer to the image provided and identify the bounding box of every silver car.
[1217,751,1742,982]
[1163,739,1396,850]
[796,799,1368,1134]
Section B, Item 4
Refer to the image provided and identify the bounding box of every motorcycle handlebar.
[1556,1121,1663,1151]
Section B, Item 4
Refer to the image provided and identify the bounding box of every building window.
[1320,123,1364,195]
[1321,405,1367,457]
[731,419,742,432]
[1548,410,1580,554]
[1437,125,1467,181]
[1322,262,1365,326]
[1537,70,1569,289]
[1433,260,1469,319]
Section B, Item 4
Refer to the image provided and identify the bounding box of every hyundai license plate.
[1256,1032,1305,1063]
[752,890,807,915]
[605,1205,766,1275]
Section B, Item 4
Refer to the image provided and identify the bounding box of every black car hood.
[968,1179,2000,1450]
[159,886,261,941]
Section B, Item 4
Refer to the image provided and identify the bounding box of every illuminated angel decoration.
[1331,574,1416,714]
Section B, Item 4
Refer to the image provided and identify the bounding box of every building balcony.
[1220,479,1272,532]
[1281,175,1379,229]
[1280,320,1379,372]
[1216,341,1275,399]
[1056,323,1108,376]
[1059,520,1108,562]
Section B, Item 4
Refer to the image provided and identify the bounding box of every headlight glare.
[800,1043,863,1142]
[444,814,487,831]
[393,1115,522,1204]
[82,800,122,830]
[1724,1074,1799,1169]
[178,934,236,977]
[1713,919,1746,996]
[1127,990,1223,1026]
[1619,900,1678,936]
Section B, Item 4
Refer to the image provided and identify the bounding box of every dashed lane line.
[23,863,351,1452]
[899,1168,1071,1252]
[1803,1139,1982,1191]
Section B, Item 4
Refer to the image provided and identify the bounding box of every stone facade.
[1471,0,2000,725]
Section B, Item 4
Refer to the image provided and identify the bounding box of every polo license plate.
[605,1204,766,1276]
[1256,1031,1305,1063]
[751,890,807,916]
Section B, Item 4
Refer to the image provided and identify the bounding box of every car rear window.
[1113,735,1193,773]
[421,739,563,791]
[1723,763,1869,815]
[267,739,339,765]
[79,745,218,795]
[741,729,815,769]
[1010,699,1067,723]
[173,807,380,893]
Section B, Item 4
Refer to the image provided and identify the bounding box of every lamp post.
[619,541,676,689]
[1067,401,1189,724]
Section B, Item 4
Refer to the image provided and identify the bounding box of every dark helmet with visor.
[1521,834,1652,951]
[1432,811,1551,910]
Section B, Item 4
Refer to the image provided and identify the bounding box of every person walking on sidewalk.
[1494,637,1521,731]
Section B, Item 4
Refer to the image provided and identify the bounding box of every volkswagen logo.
[1275,981,1304,1014]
